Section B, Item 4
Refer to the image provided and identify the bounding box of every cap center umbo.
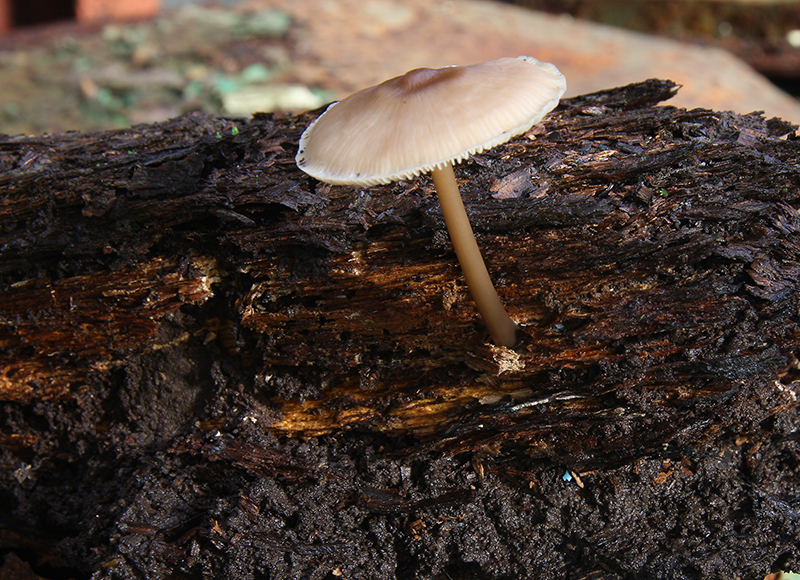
[393,66,465,95]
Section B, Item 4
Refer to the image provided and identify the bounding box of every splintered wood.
[1,80,798,465]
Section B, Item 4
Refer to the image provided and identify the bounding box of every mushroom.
[295,56,566,348]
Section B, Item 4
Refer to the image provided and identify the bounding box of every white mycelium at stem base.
[294,56,566,347]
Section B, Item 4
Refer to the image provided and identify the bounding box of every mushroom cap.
[295,56,566,186]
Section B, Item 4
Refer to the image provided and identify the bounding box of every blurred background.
[2,0,800,135]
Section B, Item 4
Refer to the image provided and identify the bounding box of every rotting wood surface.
[1,80,800,579]
[2,78,797,457]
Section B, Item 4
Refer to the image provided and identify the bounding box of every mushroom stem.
[431,163,519,348]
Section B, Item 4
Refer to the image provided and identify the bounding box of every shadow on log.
[1,80,799,579]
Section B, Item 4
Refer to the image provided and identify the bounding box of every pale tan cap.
[296,56,567,186]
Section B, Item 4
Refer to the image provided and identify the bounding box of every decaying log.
[1,80,799,580]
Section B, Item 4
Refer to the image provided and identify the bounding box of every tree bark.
[1,80,799,579]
